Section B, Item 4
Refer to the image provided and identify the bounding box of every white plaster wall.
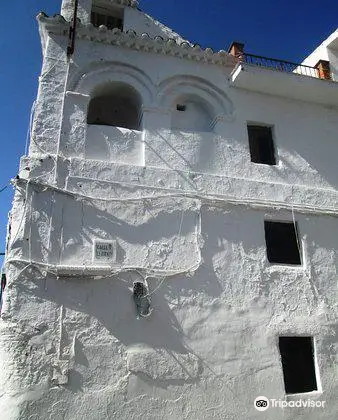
[85,125,143,164]
[58,195,200,269]
[124,8,189,43]
[2,192,337,419]
[328,48,338,81]
[302,30,338,82]
[171,101,212,132]
[61,0,92,23]
[1,4,338,420]
[50,38,338,191]
[302,44,329,66]
[303,46,338,81]
[30,35,69,155]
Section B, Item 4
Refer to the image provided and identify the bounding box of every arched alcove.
[158,75,235,133]
[87,82,141,130]
[171,94,213,132]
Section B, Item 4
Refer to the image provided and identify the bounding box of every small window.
[279,337,318,394]
[91,4,123,31]
[91,12,123,30]
[247,125,276,165]
[264,221,301,265]
[176,104,186,112]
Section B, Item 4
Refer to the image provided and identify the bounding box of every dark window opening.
[0,273,6,312]
[247,125,276,165]
[91,10,123,31]
[279,337,318,394]
[176,104,186,112]
[264,221,301,265]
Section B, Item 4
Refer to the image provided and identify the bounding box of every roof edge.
[37,13,236,68]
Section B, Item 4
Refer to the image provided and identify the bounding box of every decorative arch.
[69,62,156,130]
[158,75,234,131]
[71,62,156,108]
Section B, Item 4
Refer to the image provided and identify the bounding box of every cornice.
[37,13,236,67]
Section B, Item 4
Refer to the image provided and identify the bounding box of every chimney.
[228,41,245,61]
[315,60,331,80]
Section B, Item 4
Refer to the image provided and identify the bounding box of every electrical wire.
[7,181,30,249]
[7,160,336,302]
[145,206,191,298]
[0,185,8,193]
[0,43,58,205]
[25,101,36,156]
[5,159,57,262]
[5,258,201,281]
[53,56,71,184]
[7,42,337,301]
[30,49,68,156]
[6,50,69,264]
[14,176,338,217]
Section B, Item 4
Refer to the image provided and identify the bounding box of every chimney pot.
[228,41,245,61]
[315,60,331,80]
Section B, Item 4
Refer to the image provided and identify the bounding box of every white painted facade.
[1,1,337,419]
[302,29,338,82]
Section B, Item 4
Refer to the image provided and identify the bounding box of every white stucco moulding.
[37,13,237,68]
[158,75,235,119]
[71,62,155,106]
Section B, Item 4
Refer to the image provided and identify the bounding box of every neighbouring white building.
[1,0,337,418]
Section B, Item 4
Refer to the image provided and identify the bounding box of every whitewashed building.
[1,1,337,419]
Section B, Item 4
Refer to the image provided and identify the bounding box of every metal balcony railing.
[243,53,323,79]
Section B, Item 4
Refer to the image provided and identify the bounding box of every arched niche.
[61,63,155,162]
[87,82,141,130]
[158,75,234,132]
[171,94,213,132]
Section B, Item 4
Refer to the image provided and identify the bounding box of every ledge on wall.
[230,63,338,107]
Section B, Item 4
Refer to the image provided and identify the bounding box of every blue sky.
[0,0,337,265]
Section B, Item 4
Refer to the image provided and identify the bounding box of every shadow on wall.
[60,200,199,270]
[171,96,213,133]
[262,100,338,189]
[277,144,338,190]
[85,125,143,164]
[20,199,216,353]
[20,257,226,395]
[27,206,268,353]
[301,113,338,189]
[18,208,254,359]
[16,268,226,401]
[145,129,217,174]
[25,273,189,354]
